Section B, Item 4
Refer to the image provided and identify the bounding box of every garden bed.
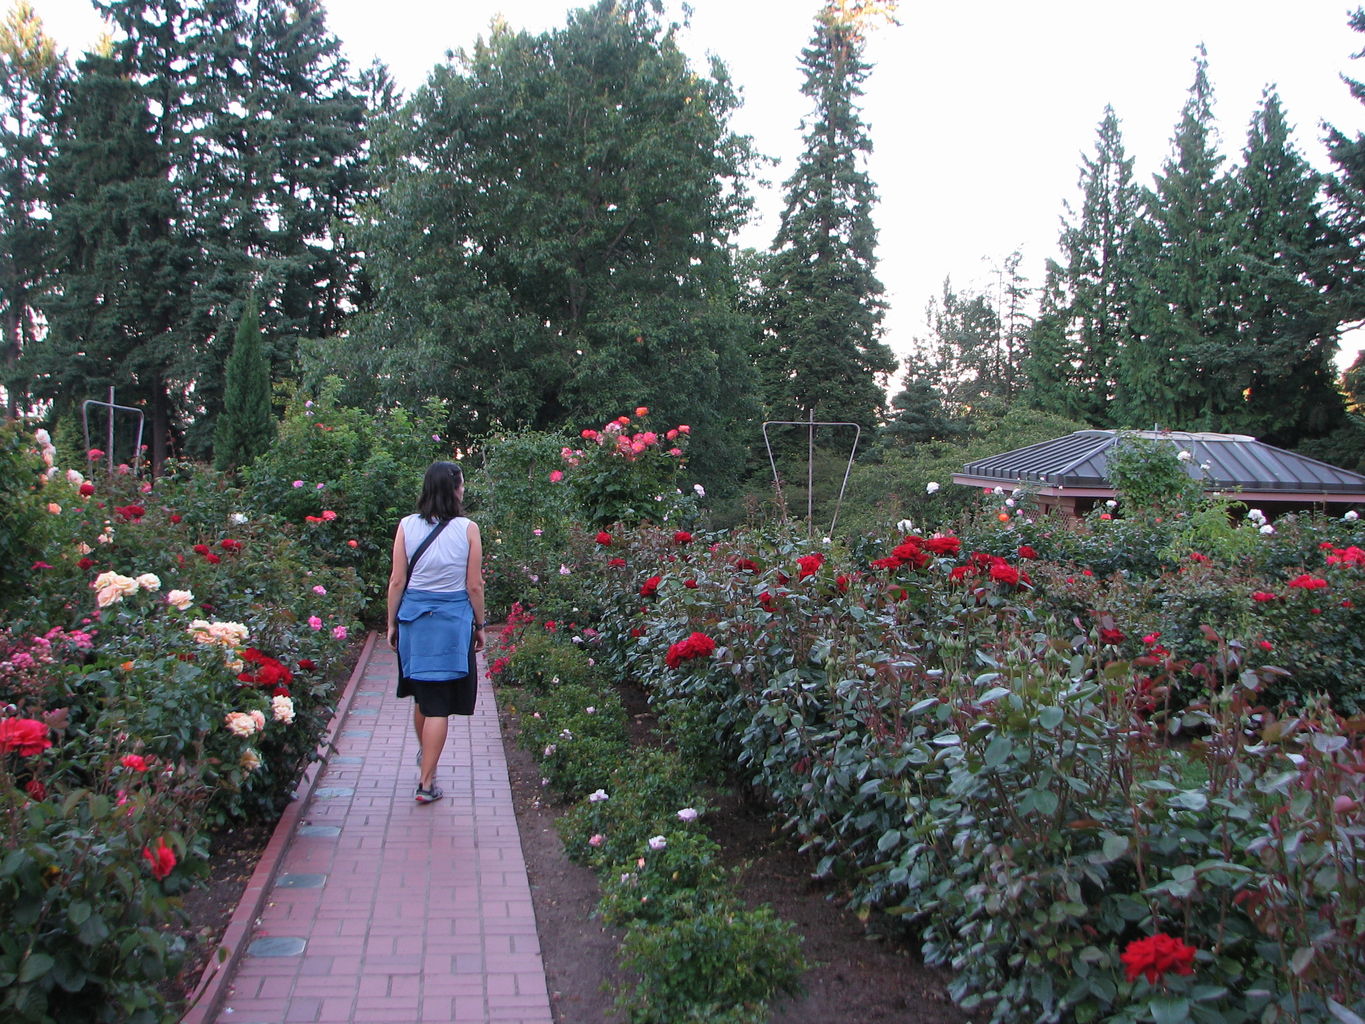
[498,677,976,1024]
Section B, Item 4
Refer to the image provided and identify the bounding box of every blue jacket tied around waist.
[396,588,473,682]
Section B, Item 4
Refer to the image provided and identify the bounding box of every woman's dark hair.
[417,461,464,523]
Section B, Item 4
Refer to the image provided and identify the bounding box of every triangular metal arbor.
[761,413,861,540]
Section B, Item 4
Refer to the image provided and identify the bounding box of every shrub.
[598,828,727,927]
[616,902,805,1024]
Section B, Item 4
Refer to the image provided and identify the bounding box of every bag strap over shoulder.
[404,517,452,591]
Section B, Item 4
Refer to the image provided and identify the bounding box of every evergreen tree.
[882,369,962,446]
[179,0,369,455]
[1118,47,1241,429]
[1325,7,1365,325]
[1025,107,1137,426]
[757,0,898,433]
[1227,90,1345,446]
[0,1,63,417]
[31,44,191,469]
[916,277,1003,417]
[214,292,273,470]
[328,0,759,484]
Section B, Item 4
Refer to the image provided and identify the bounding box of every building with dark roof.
[953,429,1365,517]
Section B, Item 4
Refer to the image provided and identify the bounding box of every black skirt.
[396,633,478,717]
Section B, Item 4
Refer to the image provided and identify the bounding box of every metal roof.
[956,430,1365,498]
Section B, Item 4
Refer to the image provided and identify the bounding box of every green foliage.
[598,830,729,927]
[757,1,897,432]
[1025,107,1137,426]
[557,748,705,869]
[1107,433,1205,517]
[0,773,206,1024]
[213,293,274,471]
[329,0,759,483]
[566,512,1365,1022]
[24,0,371,464]
[838,405,1089,537]
[242,379,448,612]
[0,429,361,1021]
[513,680,629,801]
[0,422,51,605]
[616,903,805,1024]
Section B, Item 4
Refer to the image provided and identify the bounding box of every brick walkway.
[184,634,553,1024]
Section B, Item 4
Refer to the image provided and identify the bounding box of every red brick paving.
[187,635,552,1024]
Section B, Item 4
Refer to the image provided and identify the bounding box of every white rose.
[166,590,194,611]
[136,573,161,591]
[271,695,295,724]
[926,481,939,494]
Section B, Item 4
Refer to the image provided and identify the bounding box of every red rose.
[596,531,612,546]
[0,718,52,757]
[1287,573,1329,590]
[24,779,46,801]
[673,531,693,545]
[924,535,961,556]
[949,565,973,581]
[77,558,95,570]
[797,553,824,579]
[640,576,661,597]
[1099,628,1125,645]
[220,538,243,552]
[193,544,211,556]
[169,514,182,524]
[1120,932,1197,985]
[988,562,1020,586]
[142,837,176,881]
[684,578,698,589]
[665,631,716,669]
[297,659,316,671]
[836,574,849,593]
[733,558,758,573]
[121,754,150,772]
[1251,591,1278,603]
[1017,545,1038,559]
[79,482,95,497]
[870,555,902,571]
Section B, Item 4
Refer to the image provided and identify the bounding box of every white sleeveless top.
[401,514,472,593]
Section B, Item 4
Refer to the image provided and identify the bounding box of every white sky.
[29,0,1365,371]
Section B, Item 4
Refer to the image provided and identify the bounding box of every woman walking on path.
[386,461,487,804]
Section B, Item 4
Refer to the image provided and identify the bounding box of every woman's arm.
[385,522,407,649]
[465,521,487,652]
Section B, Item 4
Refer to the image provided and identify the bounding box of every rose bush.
[0,426,364,1021]
[554,509,1364,1023]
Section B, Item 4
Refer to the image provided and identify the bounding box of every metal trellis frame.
[82,387,145,477]
[761,412,861,540]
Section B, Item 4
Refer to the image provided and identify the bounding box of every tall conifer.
[0,1,62,416]
[214,291,273,470]
[1119,47,1240,429]
[1026,107,1137,426]
[1228,91,1344,445]
[758,0,898,432]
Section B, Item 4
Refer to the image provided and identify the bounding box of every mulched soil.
[500,680,978,1024]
